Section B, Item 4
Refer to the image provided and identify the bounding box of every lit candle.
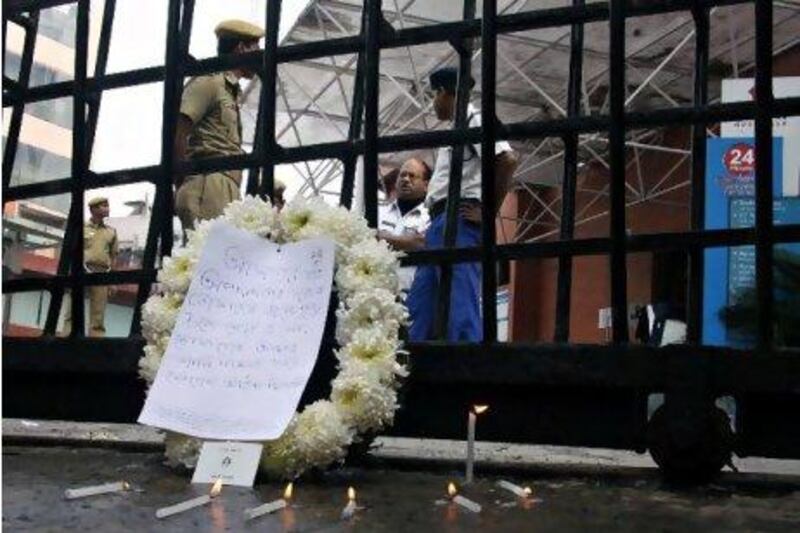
[244,482,293,521]
[156,478,223,519]
[497,480,532,499]
[340,486,358,520]
[466,405,488,483]
[64,481,130,500]
[447,482,482,513]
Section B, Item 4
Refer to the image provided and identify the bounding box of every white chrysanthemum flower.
[141,293,183,341]
[335,239,401,299]
[139,334,171,384]
[279,197,329,242]
[313,204,373,249]
[157,247,197,294]
[332,370,398,433]
[223,196,278,238]
[335,328,404,385]
[185,219,216,257]
[164,432,202,469]
[138,345,162,384]
[263,401,354,478]
[338,355,408,391]
[335,288,407,345]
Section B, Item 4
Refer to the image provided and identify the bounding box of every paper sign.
[138,221,335,440]
[191,441,263,487]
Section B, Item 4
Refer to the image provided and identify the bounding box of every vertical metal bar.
[246,97,264,196]
[362,0,381,228]
[256,0,282,202]
[608,0,628,343]
[434,0,475,340]
[2,16,7,76]
[130,0,190,334]
[340,51,365,209]
[554,0,584,343]
[480,0,498,344]
[754,0,774,349]
[162,0,194,256]
[2,10,39,190]
[69,0,90,338]
[686,4,708,345]
[340,6,367,211]
[45,0,117,335]
[84,0,116,157]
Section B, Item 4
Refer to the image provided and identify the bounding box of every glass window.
[38,5,77,48]
[7,142,72,187]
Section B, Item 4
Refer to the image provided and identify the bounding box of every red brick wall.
[507,137,691,344]
[506,45,799,343]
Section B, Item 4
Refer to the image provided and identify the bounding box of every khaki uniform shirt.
[84,221,118,271]
[180,72,243,185]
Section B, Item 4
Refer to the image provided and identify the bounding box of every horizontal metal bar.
[398,225,800,266]
[3,336,798,394]
[2,167,162,202]
[5,0,77,13]
[627,98,800,128]
[3,269,156,293]
[3,337,144,374]
[406,342,800,394]
[5,94,799,202]
[3,0,761,107]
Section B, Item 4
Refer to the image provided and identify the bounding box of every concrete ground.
[3,420,800,532]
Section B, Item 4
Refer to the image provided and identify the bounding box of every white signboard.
[191,441,263,487]
[721,77,800,196]
[138,222,335,441]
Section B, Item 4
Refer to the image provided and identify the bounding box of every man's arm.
[173,76,216,186]
[377,230,426,252]
[173,114,193,187]
[494,150,519,211]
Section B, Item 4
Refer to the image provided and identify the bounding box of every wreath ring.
[139,196,407,479]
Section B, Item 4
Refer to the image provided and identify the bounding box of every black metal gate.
[4,0,800,479]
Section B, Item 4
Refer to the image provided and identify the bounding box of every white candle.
[156,479,222,519]
[465,405,488,483]
[447,482,482,513]
[340,487,358,520]
[156,494,212,519]
[453,494,482,513]
[244,498,287,520]
[64,481,129,500]
[497,480,532,499]
[244,483,293,521]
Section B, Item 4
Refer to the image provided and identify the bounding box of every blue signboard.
[703,137,800,346]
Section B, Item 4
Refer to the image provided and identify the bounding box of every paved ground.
[3,444,800,532]
[5,419,800,476]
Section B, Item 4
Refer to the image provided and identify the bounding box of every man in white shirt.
[407,66,519,342]
[378,157,432,291]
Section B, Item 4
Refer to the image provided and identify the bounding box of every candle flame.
[473,405,489,415]
[523,487,532,497]
[447,482,457,497]
[347,487,356,501]
[284,482,294,500]
[210,478,223,497]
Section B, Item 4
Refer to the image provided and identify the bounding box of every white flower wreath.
[139,196,408,479]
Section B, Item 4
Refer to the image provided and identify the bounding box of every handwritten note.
[138,221,335,440]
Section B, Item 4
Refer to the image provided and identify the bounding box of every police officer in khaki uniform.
[64,196,119,337]
[174,19,265,231]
